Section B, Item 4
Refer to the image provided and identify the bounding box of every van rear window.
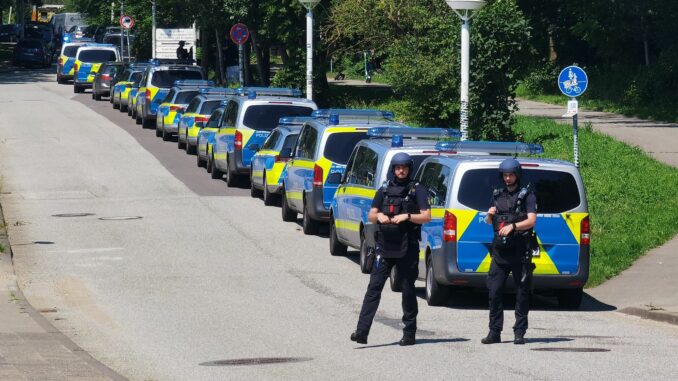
[323,132,368,164]
[199,100,222,115]
[78,50,117,63]
[64,46,80,57]
[175,91,199,104]
[457,168,581,213]
[151,70,204,87]
[242,105,314,131]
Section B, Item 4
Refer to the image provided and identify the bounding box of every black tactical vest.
[375,180,420,258]
[491,186,532,263]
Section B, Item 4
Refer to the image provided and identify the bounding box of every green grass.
[332,83,678,287]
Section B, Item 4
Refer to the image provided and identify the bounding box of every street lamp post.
[298,0,320,101]
[445,0,486,141]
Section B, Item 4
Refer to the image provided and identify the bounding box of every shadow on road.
[0,64,55,84]
[355,337,470,349]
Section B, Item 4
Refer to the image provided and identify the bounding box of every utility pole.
[151,0,156,59]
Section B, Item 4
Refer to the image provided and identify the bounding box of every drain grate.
[531,347,610,352]
[52,213,95,218]
[199,357,313,367]
[98,216,143,221]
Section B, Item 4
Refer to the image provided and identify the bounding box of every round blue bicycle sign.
[558,65,588,97]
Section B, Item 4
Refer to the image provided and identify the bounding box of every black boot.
[399,332,415,346]
[481,331,501,344]
[350,331,368,344]
[514,331,526,345]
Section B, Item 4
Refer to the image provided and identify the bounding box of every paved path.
[517,99,678,324]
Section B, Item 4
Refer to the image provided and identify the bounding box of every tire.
[186,142,196,155]
[329,216,348,256]
[557,288,583,309]
[425,257,449,306]
[196,150,206,168]
[73,85,80,93]
[113,100,120,110]
[178,133,186,150]
[250,168,262,197]
[135,112,142,125]
[359,232,372,274]
[389,266,402,292]
[57,75,63,84]
[302,199,320,235]
[210,153,223,179]
[94,92,101,101]
[162,127,171,141]
[142,117,153,129]
[262,173,276,206]
[225,156,238,187]
[281,188,297,222]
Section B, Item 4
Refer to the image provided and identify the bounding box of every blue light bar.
[434,141,545,155]
[236,87,303,98]
[328,114,340,125]
[367,127,460,139]
[311,109,395,120]
[391,135,404,147]
[173,80,214,87]
[279,116,315,125]
[201,87,238,95]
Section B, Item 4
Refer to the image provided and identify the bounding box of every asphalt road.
[1,70,678,380]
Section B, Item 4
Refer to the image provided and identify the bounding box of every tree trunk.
[250,30,268,86]
[200,28,212,78]
[280,44,290,67]
[215,29,226,85]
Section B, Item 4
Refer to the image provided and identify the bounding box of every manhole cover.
[98,216,143,221]
[531,347,610,352]
[52,213,95,218]
[199,357,313,366]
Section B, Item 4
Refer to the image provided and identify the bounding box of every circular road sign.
[558,65,588,97]
[120,15,135,30]
[230,23,249,45]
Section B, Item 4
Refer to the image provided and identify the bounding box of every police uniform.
[485,183,537,344]
[352,175,429,346]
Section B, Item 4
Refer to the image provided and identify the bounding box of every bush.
[270,65,305,89]
[521,62,559,95]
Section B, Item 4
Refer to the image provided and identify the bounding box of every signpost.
[558,65,588,167]
[119,15,134,62]
[230,23,249,86]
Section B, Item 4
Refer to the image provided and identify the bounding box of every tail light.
[274,155,290,163]
[313,164,323,187]
[58,57,64,65]
[74,62,79,72]
[195,116,210,124]
[234,130,243,150]
[101,74,112,81]
[170,105,183,112]
[443,211,457,242]
[580,216,590,246]
[145,89,151,104]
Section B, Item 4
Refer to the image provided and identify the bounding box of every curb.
[618,307,678,326]
[0,202,128,381]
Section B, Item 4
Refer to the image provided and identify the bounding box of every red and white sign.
[120,15,135,30]
[230,23,249,45]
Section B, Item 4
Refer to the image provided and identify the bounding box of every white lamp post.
[445,0,486,141]
[299,0,320,100]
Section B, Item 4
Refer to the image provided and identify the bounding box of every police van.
[72,44,120,93]
[56,41,90,84]
[111,63,150,111]
[135,62,205,128]
[415,141,590,308]
[210,88,317,185]
[329,128,459,272]
[281,110,401,235]
[155,80,214,140]
[250,117,314,205]
[178,88,237,154]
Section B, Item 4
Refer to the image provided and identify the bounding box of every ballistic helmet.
[391,152,414,176]
[498,158,522,178]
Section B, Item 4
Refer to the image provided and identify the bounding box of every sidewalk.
[0,205,126,380]
[517,99,678,325]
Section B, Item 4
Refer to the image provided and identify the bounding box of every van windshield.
[457,168,581,213]
[242,105,314,131]
[151,70,203,87]
[63,46,80,57]
[323,132,368,164]
[78,50,117,63]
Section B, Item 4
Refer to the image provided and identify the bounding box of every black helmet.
[498,158,521,178]
[391,152,413,176]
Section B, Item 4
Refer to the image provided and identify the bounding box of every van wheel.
[142,117,153,129]
[73,85,80,93]
[262,174,276,206]
[178,134,186,150]
[426,257,449,306]
[389,266,402,292]
[210,153,223,179]
[281,188,297,222]
[250,168,262,197]
[225,156,238,187]
[94,92,101,101]
[359,232,373,274]
[135,114,142,125]
[302,199,319,235]
[196,151,206,168]
[329,216,347,256]
[186,142,196,155]
[113,100,120,110]
[557,288,583,309]
[162,127,171,141]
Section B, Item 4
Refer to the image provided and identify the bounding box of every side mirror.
[279,148,293,159]
[366,170,375,185]
[326,172,342,185]
[249,143,260,152]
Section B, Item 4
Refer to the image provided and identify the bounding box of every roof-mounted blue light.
[328,114,340,125]
[311,109,395,120]
[367,127,460,139]
[391,135,404,148]
[248,90,257,99]
[173,80,214,87]
[434,141,545,155]
[200,87,238,95]
[236,87,303,98]
[279,116,315,126]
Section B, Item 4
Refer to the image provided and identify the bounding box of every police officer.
[176,40,189,60]
[482,158,537,345]
[351,153,431,346]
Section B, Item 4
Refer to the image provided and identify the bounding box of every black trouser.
[356,243,419,336]
[487,259,532,335]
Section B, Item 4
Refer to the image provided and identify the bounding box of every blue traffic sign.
[558,65,588,97]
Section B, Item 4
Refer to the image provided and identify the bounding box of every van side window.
[222,101,238,128]
[349,148,378,187]
[295,126,318,159]
[261,131,280,150]
[205,109,224,128]
[417,163,450,207]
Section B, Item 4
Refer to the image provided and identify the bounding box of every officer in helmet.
[482,158,537,345]
[351,152,431,346]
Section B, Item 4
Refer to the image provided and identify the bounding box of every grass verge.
[333,83,678,287]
